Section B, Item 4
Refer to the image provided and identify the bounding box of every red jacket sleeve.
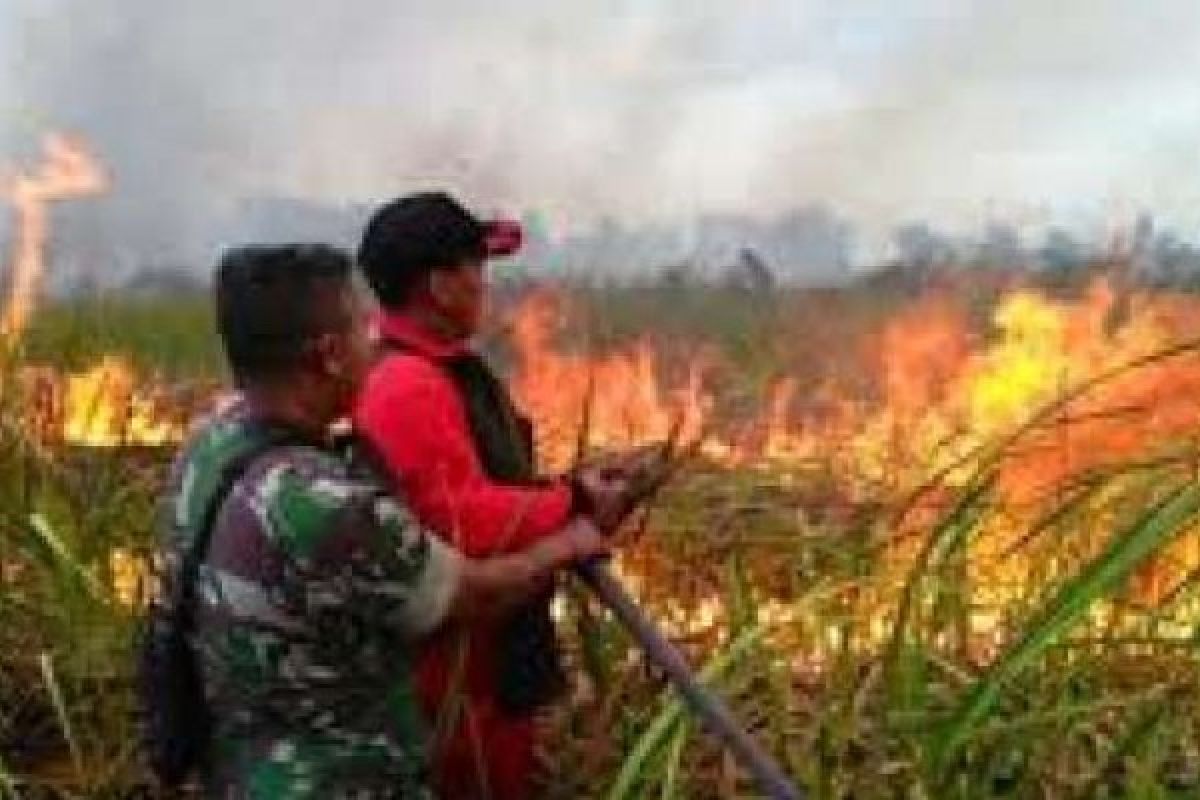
[354,354,573,557]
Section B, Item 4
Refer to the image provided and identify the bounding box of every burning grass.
[6,278,1200,798]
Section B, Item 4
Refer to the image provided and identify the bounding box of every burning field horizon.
[8,137,1200,797]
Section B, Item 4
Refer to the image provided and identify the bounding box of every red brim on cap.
[483,218,523,258]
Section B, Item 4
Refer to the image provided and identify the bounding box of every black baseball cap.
[357,191,521,276]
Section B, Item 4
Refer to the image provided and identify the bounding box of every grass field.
[5,277,1200,798]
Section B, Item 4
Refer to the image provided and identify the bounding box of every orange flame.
[506,280,1200,502]
[508,292,713,469]
[2,133,108,339]
[62,356,184,447]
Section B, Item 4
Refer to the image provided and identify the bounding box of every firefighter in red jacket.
[353,192,626,798]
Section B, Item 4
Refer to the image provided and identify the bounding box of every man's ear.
[426,268,453,308]
[311,332,344,378]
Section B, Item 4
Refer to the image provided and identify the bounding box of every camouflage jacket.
[160,404,460,798]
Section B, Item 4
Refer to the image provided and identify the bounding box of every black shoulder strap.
[177,424,306,613]
[378,340,564,714]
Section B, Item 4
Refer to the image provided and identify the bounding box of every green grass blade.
[607,623,763,800]
[0,752,18,800]
[27,512,105,601]
[933,481,1200,775]
[39,651,85,785]
[885,475,993,696]
[659,720,690,800]
[1072,688,1170,800]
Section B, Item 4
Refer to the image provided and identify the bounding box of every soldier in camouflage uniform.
[161,244,610,798]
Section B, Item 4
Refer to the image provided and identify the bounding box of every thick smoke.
[3,1,1200,284]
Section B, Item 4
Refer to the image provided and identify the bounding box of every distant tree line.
[16,195,1200,297]
[885,214,1200,288]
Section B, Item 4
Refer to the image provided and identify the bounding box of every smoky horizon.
[4,1,1200,285]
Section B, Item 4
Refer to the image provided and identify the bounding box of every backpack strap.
[140,420,313,789]
[177,422,308,616]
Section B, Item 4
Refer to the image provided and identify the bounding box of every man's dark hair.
[215,244,353,386]
[357,192,490,308]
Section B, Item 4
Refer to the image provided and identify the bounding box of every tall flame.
[508,292,712,469]
[2,133,108,340]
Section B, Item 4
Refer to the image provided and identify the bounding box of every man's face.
[428,259,486,337]
[314,286,373,414]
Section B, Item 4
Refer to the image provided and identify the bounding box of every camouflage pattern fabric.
[160,405,460,798]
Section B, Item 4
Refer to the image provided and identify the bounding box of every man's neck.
[238,384,331,443]
[404,304,469,344]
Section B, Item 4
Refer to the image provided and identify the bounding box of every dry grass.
[6,283,1200,798]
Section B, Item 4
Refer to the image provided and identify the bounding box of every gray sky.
[3,0,1200,267]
